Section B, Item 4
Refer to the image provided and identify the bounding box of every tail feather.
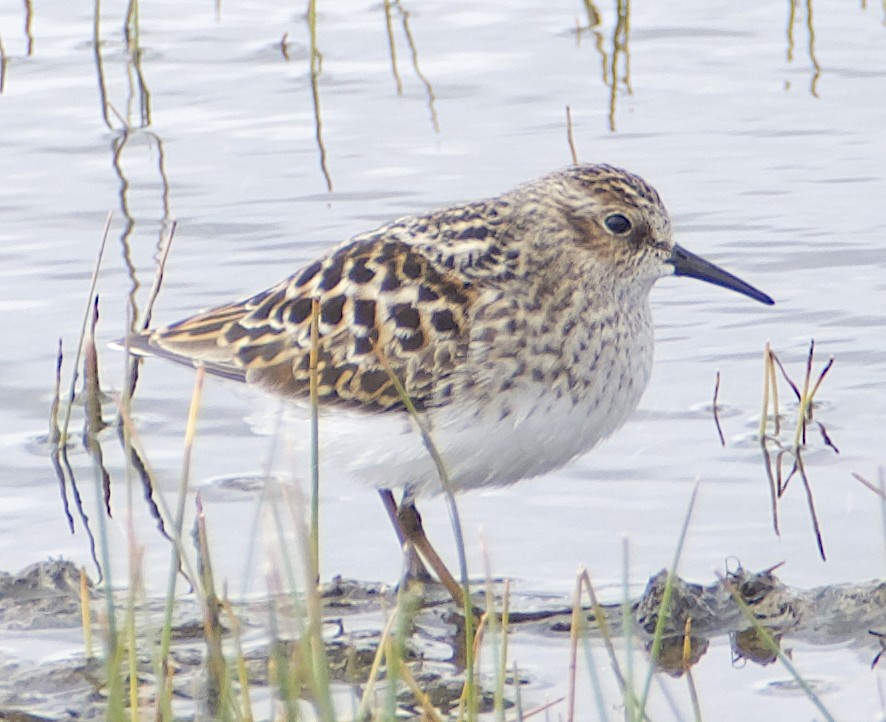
[114,332,247,383]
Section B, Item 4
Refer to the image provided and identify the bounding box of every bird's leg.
[378,488,433,583]
[378,488,467,609]
[394,489,468,611]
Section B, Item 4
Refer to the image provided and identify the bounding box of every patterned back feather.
[142,196,524,412]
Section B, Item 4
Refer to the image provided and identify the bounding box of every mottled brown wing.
[147,238,478,412]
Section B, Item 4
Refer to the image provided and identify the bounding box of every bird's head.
[538,163,774,306]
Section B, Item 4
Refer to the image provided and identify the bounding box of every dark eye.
[604,213,632,234]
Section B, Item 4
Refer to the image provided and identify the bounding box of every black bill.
[668,244,774,306]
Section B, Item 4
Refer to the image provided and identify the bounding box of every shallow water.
[1,0,886,718]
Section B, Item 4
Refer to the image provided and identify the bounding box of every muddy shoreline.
[2,559,883,719]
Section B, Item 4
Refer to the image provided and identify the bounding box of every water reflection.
[23,0,33,56]
[732,627,780,666]
[756,340,837,561]
[48,218,113,581]
[0,0,35,92]
[383,0,439,133]
[650,633,709,677]
[123,0,152,128]
[4,1,883,716]
[52,323,872,696]
[870,630,886,669]
[111,131,173,328]
[0,33,6,94]
[49,286,172,580]
[383,0,403,95]
[306,0,333,192]
[7,555,878,720]
[608,0,632,132]
[92,0,153,130]
[575,0,631,132]
[786,0,822,96]
[91,0,175,327]
[58,1,180,568]
[709,340,839,561]
[280,30,292,60]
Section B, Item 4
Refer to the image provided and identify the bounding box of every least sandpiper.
[129,164,773,600]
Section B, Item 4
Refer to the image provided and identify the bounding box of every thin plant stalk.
[232,404,286,600]
[578,569,634,709]
[793,340,815,449]
[195,494,228,718]
[522,698,567,719]
[513,661,523,722]
[495,579,512,721]
[851,471,886,501]
[306,0,333,190]
[394,0,439,132]
[620,537,638,721]
[60,212,112,446]
[79,568,93,659]
[124,0,139,51]
[455,612,490,722]
[567,571,580,722]
[721,574,836,722]
[879,468,886,562]
[477,532,512,721]
[373,349,469,593]
[397,658,445,722]
[222,595,255,722]
[760,437,780,536]
[114,400,198,589]
[138,221,176,333]
[120,304,148,722]
[50,340,76,532]
[795,452,826,560]
[566,105,579,165]
[383,0,403,94]
[277,481,335,722]
[81,303,120,707]
[370,339,477,712]
[768,346,780,435]
[382,606,404,721]
[568,568,609,722]
[712,371,725,446]
[157,366,205,717]
[125,544,144,722]
[102,617,126,722]
[265,601,298,722]
[682,617,703,722]
[89,436,123,716]
[808,356,835,401]
[0,31,7,94]
[759,340,771,438]
[357,603,400,719]
[572,580,658,722]
[637,482,699,713]
[309,298,321,584]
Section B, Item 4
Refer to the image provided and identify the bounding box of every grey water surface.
[1,0,885,719]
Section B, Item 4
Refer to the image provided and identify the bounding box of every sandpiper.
[129,164,773,603]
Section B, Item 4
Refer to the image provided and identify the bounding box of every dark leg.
[378,487,467,609]
[378,488,433,582]
[396,497,468,610]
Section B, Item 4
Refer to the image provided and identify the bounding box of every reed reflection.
[786,0,822,96]
[383,0,439,133]
[575,0,631,132]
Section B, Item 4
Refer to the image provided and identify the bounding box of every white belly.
[273,337,652,497]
